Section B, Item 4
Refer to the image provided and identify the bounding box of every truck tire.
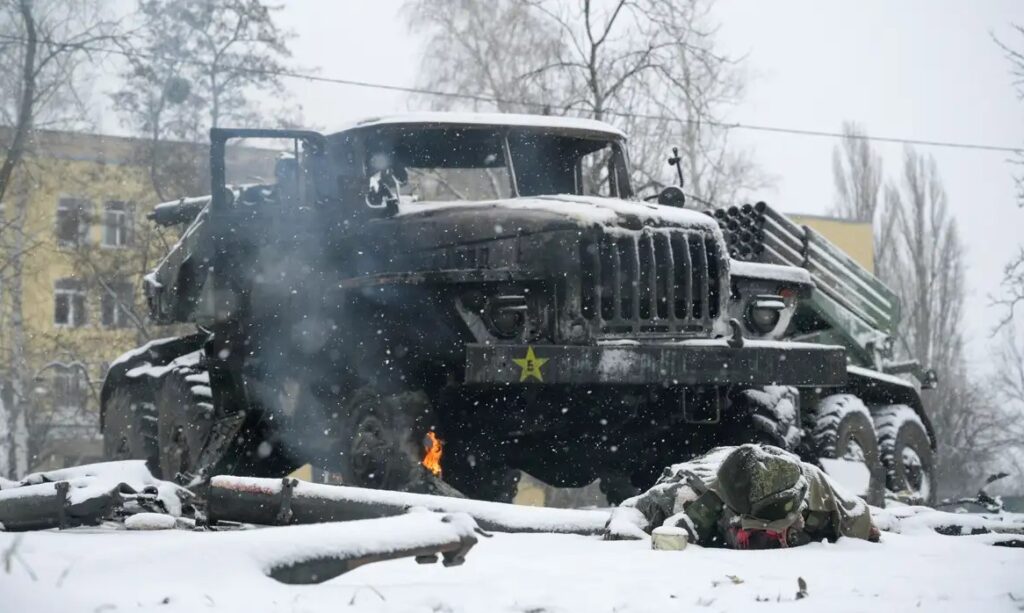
[156,365,215,483]
[873,404,935,505]
[155,364,298,484]
[337,387,441,493]
[807,394,886,506]
[102,383,159,471]
[724,386,802,451]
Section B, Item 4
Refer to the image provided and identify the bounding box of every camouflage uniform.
[609,444,878,548]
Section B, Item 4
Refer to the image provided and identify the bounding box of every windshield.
[356,126,630,202]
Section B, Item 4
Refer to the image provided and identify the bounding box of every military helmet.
[716,444,807,529]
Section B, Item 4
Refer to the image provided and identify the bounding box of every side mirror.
[365,168,401,216]
[657,185,686,208]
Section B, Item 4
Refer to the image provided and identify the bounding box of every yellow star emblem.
[512,346,548,382]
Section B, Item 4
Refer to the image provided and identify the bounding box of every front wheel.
[336,387,455,495]
[874,404,935,505]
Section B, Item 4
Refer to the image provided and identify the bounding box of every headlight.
[745,294,786,334]
[485,294,528,339]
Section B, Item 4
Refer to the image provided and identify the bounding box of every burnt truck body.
[101,113,935,505]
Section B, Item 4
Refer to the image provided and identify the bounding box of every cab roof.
[329,112,626,140]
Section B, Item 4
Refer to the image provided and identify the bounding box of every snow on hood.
[730,260,812,286]
[396,194,719,233]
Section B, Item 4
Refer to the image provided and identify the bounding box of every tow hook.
[727,319,745,348]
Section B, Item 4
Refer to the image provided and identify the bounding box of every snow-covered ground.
[1,519,1021,613]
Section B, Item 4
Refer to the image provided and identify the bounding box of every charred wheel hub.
[350,414,394,488]
[339,388,440,493]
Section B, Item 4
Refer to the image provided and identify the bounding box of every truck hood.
[390,194,719,242]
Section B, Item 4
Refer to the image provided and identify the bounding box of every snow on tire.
[724,386,802,451]
[808,394,886,506]
[155,365,215,483]
[873,404,935,505]
[102,383,159,467]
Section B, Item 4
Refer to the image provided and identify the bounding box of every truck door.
[207,128,334,327]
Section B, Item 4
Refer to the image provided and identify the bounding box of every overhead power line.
[2,33,1020,154]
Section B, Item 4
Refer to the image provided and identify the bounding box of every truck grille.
[579,229,722,335]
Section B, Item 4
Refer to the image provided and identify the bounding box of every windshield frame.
[329,123,634,202]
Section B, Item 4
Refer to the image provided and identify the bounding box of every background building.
[790,213,875,272]
[0,128,274,472]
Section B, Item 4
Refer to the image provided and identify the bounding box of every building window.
[54,279,87,327]
[56,198,92,247]
[103,201,132,247]
[101,282,134,329]
[52,365,87,413]
[48,363,95,441]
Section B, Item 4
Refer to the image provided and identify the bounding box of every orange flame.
[422,431,443,476]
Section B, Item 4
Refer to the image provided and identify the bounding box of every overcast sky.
[98,1,1024,371]
[711,1,1024,370]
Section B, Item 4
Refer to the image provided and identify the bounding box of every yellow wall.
[789,214,875,273]
[1,131,185,468]
[1,130,279,470]
[15,157,157,358]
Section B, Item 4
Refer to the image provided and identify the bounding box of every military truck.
[100,113,936,505]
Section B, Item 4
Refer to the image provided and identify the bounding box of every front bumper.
[465,340,846,387]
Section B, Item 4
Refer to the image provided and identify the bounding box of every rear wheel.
[874,404,935,505]
[103,383,159,470]
[155,364,298,484]
[807,394,886,506]
[156,365,215,483]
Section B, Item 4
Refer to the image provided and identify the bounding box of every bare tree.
[113,0,293,200]
[939,326,1024,493]
[831,122,883,222]
[993,25,1024,327]
[994,326,1024,411]
[984,28,1024,493]
[406,0,760,204]
[0,0,116,478]
[881,149,963,371]
[994,24,1024,205]
[878,147,1020,495]
[830,121,886,272]
[997,249,1024,328]
[0,0,115,203]
[638,0,760,203]
[930,360,1023,494]
[406,0,566,114]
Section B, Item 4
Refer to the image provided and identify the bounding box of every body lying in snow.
[606,444,879,548]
